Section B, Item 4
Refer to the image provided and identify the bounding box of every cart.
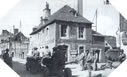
[26,56,42,74]
[41,45,72,77]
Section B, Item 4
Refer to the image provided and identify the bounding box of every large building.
[30,3,107,62]
[0,29,29,58]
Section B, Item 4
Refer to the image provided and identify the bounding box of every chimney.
[40,16,43,22]
[106,0,109,4]
[14,28,19,34]
[43,2,51,20]
[33,27,37,32]
[77,0,83,16]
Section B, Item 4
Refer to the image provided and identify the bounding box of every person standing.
[11,51,14,58]
[93,50,99,71]
[3,48,12,67]
[83,50,89,70]
[86,50,94,70]
[119,50,126,63]
[22,51,24,59]
[39,46,45,57]
[3,49,9,63]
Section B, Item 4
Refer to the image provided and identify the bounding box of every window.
[78,46,84,55]
[78,26,85,39]
[60,24,69,38]
[46,27,49,40]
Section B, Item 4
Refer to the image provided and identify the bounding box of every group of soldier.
[76,49,99,71]
[77,49,126,71]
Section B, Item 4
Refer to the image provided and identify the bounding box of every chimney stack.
[43,2,51,19]
[33,27,37,32]
[77,0,83,16]
[14,28,19,34]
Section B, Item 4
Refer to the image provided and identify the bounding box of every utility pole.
[20,20,22,32]
[95,9,98,31]
[92,9,98,31]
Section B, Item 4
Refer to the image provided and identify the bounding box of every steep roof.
[12,32,28,42]
[92,30,104,37]
[105,36,116,47]
[30,5,92,35]
[0,30,14,37]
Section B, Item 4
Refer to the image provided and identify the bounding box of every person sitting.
[42,46,51,58]
[32,47,40,58]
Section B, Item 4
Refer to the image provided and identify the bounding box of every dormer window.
[69,8,78,17]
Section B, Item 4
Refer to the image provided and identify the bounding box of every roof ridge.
[30,5,92,35]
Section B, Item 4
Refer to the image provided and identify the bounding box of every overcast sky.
[0,0,121,37]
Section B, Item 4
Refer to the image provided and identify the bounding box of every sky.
[0,0,124,37]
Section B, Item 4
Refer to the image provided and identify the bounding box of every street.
[12,59,44,77]
[11,58,120,77]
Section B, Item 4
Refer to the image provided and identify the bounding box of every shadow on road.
[12,61,43,77]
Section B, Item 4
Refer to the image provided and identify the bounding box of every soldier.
[43,46,51,57]
[93,50,99,71]
[83,50,89,70]
[32,47,40,58]
[77,50,89,70]
[86,50,94,70]
[3,48,12,67]
[119,50,126,63]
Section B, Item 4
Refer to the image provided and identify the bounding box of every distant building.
[105,36,116,49]
[30,3,107,62]
[0,30,13,52]
[0,29,29,58]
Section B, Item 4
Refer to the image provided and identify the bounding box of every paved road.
[12,61,44,77]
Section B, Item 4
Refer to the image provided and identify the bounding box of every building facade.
[0,29,29,58]
[30,4,107,62]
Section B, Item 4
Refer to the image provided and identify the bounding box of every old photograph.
[0,0,127,77]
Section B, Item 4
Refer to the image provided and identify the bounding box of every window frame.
[60,24,69,39]
[77,26,85,40]
[46,26,49,40]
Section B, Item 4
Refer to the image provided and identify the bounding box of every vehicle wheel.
[64,68,72,77]
[30,66,37,74]
[42,67,50,77]
[26,62,31,71]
